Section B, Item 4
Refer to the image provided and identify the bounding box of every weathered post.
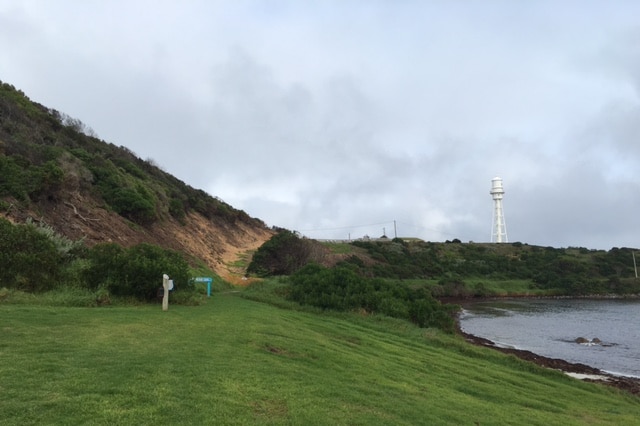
[162,274,170,311]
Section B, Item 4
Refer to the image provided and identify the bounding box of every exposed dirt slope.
[3,190,274,282]
[0,80,275,281]
[158,213,273,284]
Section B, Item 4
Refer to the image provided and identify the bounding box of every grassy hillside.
[1,293,639,425]
[0,81,248,226]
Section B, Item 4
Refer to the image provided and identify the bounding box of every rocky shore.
[458,329,640,396]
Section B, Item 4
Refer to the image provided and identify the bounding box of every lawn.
[1,293,639,425]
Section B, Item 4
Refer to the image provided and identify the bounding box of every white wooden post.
[162,274,170,311]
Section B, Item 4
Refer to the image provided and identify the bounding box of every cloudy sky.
[2,1,640,249]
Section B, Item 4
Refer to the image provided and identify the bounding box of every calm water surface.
[459,299,640,377]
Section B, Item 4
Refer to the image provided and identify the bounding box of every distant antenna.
[490,177,508,243]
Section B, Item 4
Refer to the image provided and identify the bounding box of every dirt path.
[218,238,267,286]
[151,213,273,285]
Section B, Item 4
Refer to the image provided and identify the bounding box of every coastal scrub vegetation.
[0,80,257,227]
[343,239,640,296]
[248,232,640,318]
[1,79,265,305]
[0,217,196,304]
[246,229,316,276]
[84,242,190,300]
[288,263,457,332]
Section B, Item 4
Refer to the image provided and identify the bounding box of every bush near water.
[244,231,640,332]
[288,263,457,332]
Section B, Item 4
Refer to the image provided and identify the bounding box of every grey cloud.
[2,1,640,248]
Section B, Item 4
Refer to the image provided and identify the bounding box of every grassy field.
[2,293,640,425]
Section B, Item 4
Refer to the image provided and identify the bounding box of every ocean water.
[458,298,640,378]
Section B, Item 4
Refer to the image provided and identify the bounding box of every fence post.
[162,274,170,311]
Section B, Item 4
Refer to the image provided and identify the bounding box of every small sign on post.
[162,274,170,311]
[194,277,213,297]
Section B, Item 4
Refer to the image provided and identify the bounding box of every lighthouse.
[490,177,508,243]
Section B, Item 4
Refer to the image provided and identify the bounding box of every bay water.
[458,298,640,378]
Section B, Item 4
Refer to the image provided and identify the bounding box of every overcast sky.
[2,1,639,249]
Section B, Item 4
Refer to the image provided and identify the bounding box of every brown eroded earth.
[3,191,274,283]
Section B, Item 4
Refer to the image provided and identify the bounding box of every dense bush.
[89,159,159,224]
[0,217,195,302]
[288,264,456,332]
[0,218,65,291]
[168,198,186,222]
[0,156,64,201]
[247,230,314,276]
[84,242,191,301]
[107,185,156,224]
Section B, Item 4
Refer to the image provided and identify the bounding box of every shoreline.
[456,323,640,396]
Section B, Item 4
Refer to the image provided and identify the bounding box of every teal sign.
[193,277,213,297]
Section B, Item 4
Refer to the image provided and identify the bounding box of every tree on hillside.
[247,230,315,276]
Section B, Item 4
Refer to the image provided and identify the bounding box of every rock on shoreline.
[458,328,640,396]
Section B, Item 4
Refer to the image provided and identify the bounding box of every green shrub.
[108,185,156,224]
[32,160,64,196]
[435,276,472,298]
[0,156,65,201]
[0,218,64,291]
[0,155,29,199]
[248,230,313,276]
[169,198,186,222]
[26,218,85,257]
[288,264,456,332]
[84,242,191,301]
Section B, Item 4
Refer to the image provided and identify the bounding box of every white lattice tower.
[490,177,508,243]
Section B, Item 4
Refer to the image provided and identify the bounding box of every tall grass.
[0,286,103,307]
[0,286,204,307]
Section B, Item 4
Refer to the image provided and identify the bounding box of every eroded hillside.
[0,81,274,281]
[3,201,273,283]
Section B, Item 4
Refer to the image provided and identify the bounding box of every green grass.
[401,278,556,297]
[228,250,255,269]
[1,293,640,425]
[188,258,220,280]
[321,241,357,254]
